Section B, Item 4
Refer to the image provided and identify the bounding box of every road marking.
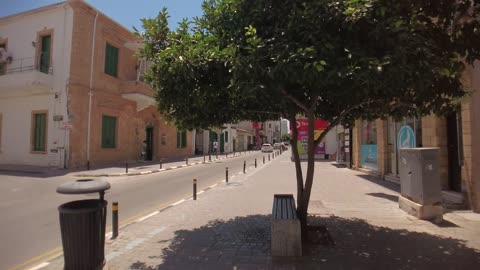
[26,262,50,270]
[197,190,205,194]
[136,211,159,222]
[7,247,62,270]
[209,183,218,188]
[171,199,185,206]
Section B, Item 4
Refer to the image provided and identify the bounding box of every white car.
[261,143,274,152]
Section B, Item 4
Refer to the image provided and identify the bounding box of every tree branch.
[281,90,309,112]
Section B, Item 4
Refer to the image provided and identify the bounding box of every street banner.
[291,119,329,159]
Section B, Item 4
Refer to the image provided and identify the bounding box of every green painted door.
[40,35,51,74]
[220,133,225,153]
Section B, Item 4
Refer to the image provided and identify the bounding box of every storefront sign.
[397,125,415,150]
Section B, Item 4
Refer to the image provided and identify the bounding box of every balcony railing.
[0,56,53,76]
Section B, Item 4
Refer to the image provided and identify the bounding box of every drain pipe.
[86,10,99,169]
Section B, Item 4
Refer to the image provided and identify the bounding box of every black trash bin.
[57,179,110,270]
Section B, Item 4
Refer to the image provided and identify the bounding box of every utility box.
[399,148,441,205]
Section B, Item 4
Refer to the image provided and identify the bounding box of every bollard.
[226,152,228,159]
[160,159,163,169]
[112,202,118,239]
[186,156,188,165]
[193,179,197,200]
[204,154,206,162]
[87,161,90,171]
[209,152,212,161]
[226,167,229,183]
[255,158,257,168]
[125,162,128,173]
[269,154,270,161]
[263,156,265,164]
[243,160,246,173]
[216,152,218,159]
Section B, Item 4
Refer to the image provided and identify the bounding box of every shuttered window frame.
[31,110,48,153]
[177,130,187,148]
[104,43,119,77]
[102,115,117,149]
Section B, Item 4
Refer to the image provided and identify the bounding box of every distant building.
[0,1,193,168]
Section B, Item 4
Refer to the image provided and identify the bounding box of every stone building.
[351,64,480,212]
[0,0,193,169]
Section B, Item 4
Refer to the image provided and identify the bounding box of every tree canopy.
[136,0,480,235]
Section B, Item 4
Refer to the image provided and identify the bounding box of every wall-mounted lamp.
[31,41,36,47]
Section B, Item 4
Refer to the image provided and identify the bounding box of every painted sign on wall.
[397,125,416,151]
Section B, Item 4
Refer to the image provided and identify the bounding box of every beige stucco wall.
[67,2,192,168]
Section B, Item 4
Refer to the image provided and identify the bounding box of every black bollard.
[226,167,229,183]
[160,159,163,169]
[243,160,246,173]
[125,162,128,173]
[112,202,119,239]
[203,154,206,162]
[87,161,90,171]
[193,179,197,200]
[263,156,265,164]
[268,154,270,161]
[186,156,188,165]
[255,158,257,168]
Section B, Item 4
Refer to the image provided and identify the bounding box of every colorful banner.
[293,119,328,155]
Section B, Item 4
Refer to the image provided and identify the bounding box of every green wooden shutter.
[33,113,46,151]
[102,115,116,148]
[225,131,228,142]
[182,130,187,148]
[176,131,181,148]
[105,44,118,77]
[40,36,51,74]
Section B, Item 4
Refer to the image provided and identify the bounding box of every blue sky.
[0,0,204,31]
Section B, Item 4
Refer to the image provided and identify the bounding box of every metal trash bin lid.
[57,179,111,195]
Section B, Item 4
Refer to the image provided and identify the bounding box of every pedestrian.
[213,140,218,154]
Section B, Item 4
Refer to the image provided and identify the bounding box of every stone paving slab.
[43,152,480,270]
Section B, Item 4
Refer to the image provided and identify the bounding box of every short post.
[268,154,270,161]
[159,159,163,169]
[111,202,119,239]
[87,161,90,171]
[243,160,246,173]
[193,179,197,200]
[226,152,228,159]
[255,158,257,168]
[209,151,212,161]
[263,156,265,164]
[216,152,218,159]
[125,162,128,173]
[186,156,188,165]
[226,167,229,183]
[203,154,206,162]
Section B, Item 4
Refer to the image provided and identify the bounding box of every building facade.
[0,1,193,168]
[351,65,480,212]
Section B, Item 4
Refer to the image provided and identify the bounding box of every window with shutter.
[177,130,187,148]
[32,112,47,152]
[102,115,116,148]
[104,43,118,77]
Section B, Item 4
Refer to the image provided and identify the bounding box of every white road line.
[209,183,218,188]
[171,199,185,206]
[197,190,205,195]
[136,211,159,222]
[26,262,50,270]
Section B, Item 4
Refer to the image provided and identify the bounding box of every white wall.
[0,4,73,167]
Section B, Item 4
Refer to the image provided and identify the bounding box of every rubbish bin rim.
[57,178,111,195]
[59,199,107,214]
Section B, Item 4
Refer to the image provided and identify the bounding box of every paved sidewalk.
[0,151,258,178]
[44,152,480,269]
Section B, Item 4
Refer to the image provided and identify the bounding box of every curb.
[72,153,259,178]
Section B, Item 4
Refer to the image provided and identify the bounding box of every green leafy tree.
[137,0,480,237]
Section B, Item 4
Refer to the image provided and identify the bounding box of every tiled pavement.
[44,152,480,269]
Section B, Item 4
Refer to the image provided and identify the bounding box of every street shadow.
[331,163,347,168]
[356,174,401,193]
[366,192,399,203]
[128,215,480,270]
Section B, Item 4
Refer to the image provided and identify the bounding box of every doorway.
[446,113,462,192]
[145,127,154,161]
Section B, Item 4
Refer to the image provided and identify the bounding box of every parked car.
[273,143,282,150]
[261,143,274,152]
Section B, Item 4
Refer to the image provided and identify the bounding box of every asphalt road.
[0,151,268,270]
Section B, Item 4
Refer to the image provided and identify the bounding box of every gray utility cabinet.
[399,148,441,205]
